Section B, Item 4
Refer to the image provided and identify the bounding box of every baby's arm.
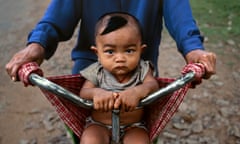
[115,69,159,111]
[79,80,117,112]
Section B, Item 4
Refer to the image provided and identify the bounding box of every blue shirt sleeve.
[27,0,81,59]
[163,0,205,56]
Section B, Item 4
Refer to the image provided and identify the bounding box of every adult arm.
[163,0,216,78]
[28,0,82,59]
[5,0,81,81]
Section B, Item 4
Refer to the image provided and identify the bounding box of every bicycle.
[18,62,205,144]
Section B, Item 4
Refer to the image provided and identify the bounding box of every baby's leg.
[122,127,150,144]
[80,124,110,144]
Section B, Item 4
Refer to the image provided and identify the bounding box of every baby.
[79,12,159,144]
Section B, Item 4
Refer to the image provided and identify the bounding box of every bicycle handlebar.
[28,71,196,109]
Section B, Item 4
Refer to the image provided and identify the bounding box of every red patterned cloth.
[18,62,204,141]
[182,63,205,88]
[18,62,43,86]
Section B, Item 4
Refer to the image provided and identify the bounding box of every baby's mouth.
[115,65,127,70]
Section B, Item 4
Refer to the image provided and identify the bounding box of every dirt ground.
[0,1,239,144]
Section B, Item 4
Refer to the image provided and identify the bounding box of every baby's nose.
[115,54,126,62]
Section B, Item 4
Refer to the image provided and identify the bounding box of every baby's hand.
[115,89,141,112]
[93,91,118,112]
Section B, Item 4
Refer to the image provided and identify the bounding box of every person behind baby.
[79,12,159,144]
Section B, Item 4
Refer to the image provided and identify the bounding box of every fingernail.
[11,77,16,81]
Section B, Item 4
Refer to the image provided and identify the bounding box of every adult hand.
[185,49,216,79]
[5,43,45,81]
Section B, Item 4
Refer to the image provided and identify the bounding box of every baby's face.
[93,25,145,78]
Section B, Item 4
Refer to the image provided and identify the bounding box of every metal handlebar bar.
[29,71,195,108]
[29,73,93,109]
[28,71,196,144]
[139,71,195,106]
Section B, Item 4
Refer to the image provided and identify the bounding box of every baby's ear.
[141,44,147,53]
[91,46,98,55]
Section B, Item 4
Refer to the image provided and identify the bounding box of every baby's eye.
[126,49,135,54]
[104,49,114,54]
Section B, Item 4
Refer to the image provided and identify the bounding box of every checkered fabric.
[18,62,204,141]
[18,62,43,86]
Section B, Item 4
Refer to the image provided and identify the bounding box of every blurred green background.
[191,0,240,42]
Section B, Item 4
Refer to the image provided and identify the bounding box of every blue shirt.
[28,0,204,67]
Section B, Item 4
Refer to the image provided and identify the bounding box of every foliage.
[190,0,240,42]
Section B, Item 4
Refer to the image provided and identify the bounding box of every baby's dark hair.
[95,12,144,42]
[101,15,128,35]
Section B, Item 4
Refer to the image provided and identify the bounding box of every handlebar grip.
[18,62,43,86]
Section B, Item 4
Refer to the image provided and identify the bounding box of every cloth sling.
[18,62,204,142]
